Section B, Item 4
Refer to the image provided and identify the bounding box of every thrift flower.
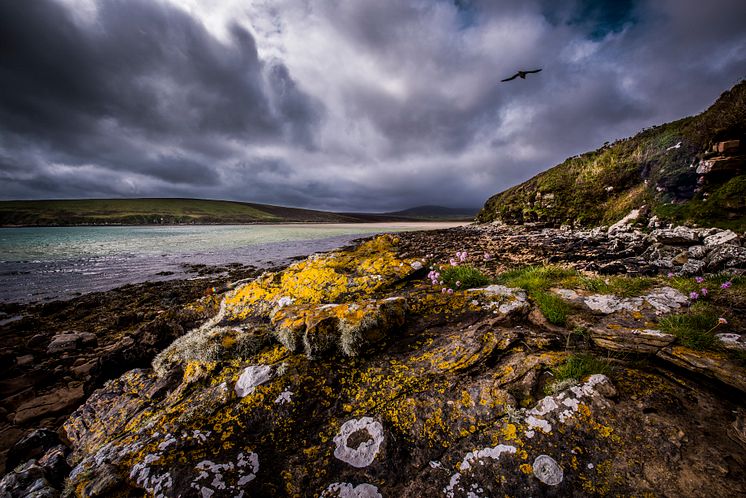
[449,258,458,266]
[441,288,447,293]
[700,288,708,296]
[695,276,704,283]
[667,272,674,278]
[689,291,699,300]
[447,288,454,294]
[718,317,728,325]
[455,281,461,287]
[459,251,467,262]
[484,252,491,261]
[721,281,732,289]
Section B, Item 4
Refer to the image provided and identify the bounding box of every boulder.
[13,385,85,425]
[591,325,675,353]
[46,332,97,354]
[650,226,700,246]
[706,245,746,270]
[687,245,709,259]
[657,347,746,393]
[5,429,60,472]
[703,230,740,247]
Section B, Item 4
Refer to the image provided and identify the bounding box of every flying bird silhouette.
[501,68,542,82]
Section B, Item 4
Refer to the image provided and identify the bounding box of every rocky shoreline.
[0,222,745,497]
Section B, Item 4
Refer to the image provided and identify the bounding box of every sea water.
[0,222,462,303]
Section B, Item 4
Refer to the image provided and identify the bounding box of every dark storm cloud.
[0,0,320,196]
[0,0,745,211]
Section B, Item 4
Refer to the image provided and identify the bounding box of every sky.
[1,0,745,212]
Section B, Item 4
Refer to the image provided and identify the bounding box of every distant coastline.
[0,198,477,227]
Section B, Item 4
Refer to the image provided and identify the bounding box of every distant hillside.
[477,81,746,230]
[0,198,379,226]
[386,205,479,220]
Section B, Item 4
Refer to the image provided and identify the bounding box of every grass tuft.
[440,265,491,289]
[496,265,578,293]
[534,291,571,326]
[551,353,612,384]
[658,303,719,350]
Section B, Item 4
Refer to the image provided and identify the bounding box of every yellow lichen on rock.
[222,235,414,321]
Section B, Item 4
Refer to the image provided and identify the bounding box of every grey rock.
[650,226,700,245]
[703,230,740,247]
[706,245,746,270]
[687,245,709,259]
[679,259,706,276]
[46,332,97,354]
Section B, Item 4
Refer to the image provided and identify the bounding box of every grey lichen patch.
[467,285,529,315]
[235,365,274,398]
[524,374,615,438]
[333,417,384,468]
[459,444,517,471]
[321,482,383,498]
[553,287,687,315]
[533,454,563,485]
[190,452,259,497]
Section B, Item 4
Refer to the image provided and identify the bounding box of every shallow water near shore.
[0,222,464,303]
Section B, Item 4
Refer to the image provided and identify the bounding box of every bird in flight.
[501,68,542,82]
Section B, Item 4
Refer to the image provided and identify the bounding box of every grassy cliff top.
[477,81,746,230]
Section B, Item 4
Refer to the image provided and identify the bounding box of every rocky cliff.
[2,227,744,497]
[477,81,746,231]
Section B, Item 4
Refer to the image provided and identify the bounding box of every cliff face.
[3,229,744,497]
[477,82,746,230]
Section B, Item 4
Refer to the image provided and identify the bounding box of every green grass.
[495,265,577,325]
[576,275,656,297]
[534,291,571,326]
[496,265,578,293]
[440,265,490,289]
[550,353,612,384]
[658,303,720,350]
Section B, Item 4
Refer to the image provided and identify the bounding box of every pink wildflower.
[459,251,467,262]
[721,281,732,289]
[449,258,458,266]
[447,288,454,294]
[700,287,708,296]
[455,281,461,287]
[718,317,728,325]
[441,288,447,293]
[689,291,699,300]
[695,276,704,283]
[484,252,491,261]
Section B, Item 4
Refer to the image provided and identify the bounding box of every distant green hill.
[385,205,479,220]
[477,81,746,230]
[0,198,374,226]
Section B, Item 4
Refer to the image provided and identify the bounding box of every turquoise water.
[0,223,461,303]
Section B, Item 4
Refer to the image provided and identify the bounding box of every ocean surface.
[0,222,463,304]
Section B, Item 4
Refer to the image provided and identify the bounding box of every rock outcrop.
[0,231,740,497]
